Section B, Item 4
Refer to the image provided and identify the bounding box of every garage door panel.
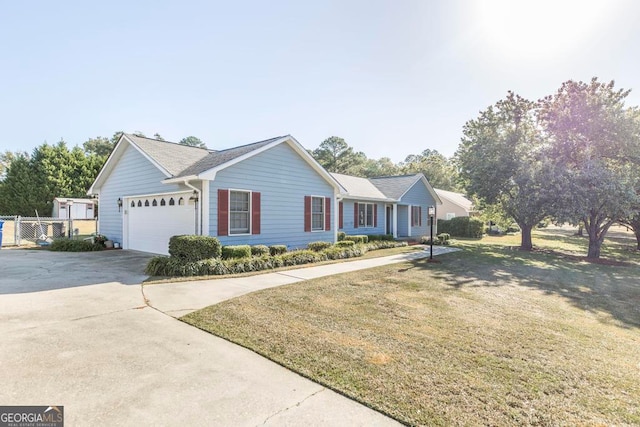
[126,193,195,255]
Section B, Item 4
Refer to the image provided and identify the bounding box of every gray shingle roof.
[125,134,287,178]
[126,134,210,176]
[370,174,423,199]
[330,173,390,200]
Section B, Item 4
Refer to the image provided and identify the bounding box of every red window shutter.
[354,202,359,229]
[419,206,422,226]
[252,192,261,235]
[339,202,343,229]
[325,197,331,231]
[304,196,311,232]
[373,204,378,228]
[218,189,229,236]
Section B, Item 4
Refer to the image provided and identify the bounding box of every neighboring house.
[52,197,96,219]
[331,173,441,239]
[89,134,340,255]
[434,189,475,221]
[88,134,441,255]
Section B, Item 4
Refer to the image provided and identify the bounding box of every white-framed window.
[311,196,325,231]
[446,212,456,220]
[358,203,374,228]
[230,190,250,234]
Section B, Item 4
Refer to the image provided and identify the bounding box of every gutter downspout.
[184,180,202,235]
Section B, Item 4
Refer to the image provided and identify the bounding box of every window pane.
[366,204,373,227]
[230,191,250,234]
[359,204,366,226]
[312,197,324,230]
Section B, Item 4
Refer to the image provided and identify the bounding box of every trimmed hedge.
[251,245,270,256]
[269,245,287,256]
[222,245,251,259]
[168,235,222,262]
[308,241,332,251]
[366,234,394,241]
[145,241,409,277]
[437,217,483,238]
[335,240,355,248]
[337,231,346,241]
[49,238,104,252]
[344,235,369,244]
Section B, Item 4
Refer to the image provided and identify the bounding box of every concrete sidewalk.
[144,246,459,317]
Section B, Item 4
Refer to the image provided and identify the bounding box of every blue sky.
[1,0,639,162]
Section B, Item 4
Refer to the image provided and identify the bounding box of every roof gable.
[370,174,442,205]
[330,173,389,200]
[89,133,342,194]
[435,189,474,211]
[370,174,423,199]
[173,136,285,178]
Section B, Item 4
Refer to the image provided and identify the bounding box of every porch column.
[392,204,398,238]
[201,180,210,236]
[407,205,411,237]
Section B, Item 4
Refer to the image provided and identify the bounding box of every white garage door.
[125,192,196,255]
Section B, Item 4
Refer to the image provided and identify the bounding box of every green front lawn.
[182,228,640,425]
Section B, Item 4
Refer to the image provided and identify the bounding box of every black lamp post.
[428,206,435,260]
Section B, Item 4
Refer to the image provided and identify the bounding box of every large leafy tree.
[179,136,207,148]
[360,157,400,178]
[457,91,552,250]
[0,154,38,215]
[0,141,104,216]
[539,78,640,258]
[401,149,459,191]
[312,136,367,174]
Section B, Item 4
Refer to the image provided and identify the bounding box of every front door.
[386,205,392,235]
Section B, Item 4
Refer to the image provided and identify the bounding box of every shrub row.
[343,235,368,244]
[222,245,251,259]
[308,241,332,251]
[437,217,483,238]
[421,233,451,245]
[145,241,408,277]
[49,238,104,252]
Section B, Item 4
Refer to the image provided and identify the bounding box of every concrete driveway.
[0,249,397,426]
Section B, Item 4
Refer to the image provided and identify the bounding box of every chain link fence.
[0,216,97,247]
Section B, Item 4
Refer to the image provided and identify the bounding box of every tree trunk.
[576,224,584,237]
[587,235,601,259]
[634,228,640,250]
[519,223,533,251]
[585,219,607,259]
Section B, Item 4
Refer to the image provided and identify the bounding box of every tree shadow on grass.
[408,246,640,329]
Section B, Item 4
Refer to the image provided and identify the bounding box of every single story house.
[434,189,476,221]
[52,197,96,219]
[88,134,441,255]
[331,173,440,239]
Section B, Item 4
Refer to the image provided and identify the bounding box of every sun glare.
[470,0,611,62]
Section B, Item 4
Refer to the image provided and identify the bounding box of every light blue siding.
[99,145,184,244]
[209,143,335,249]
[339,199,386,236]
[399,180,438,238]
[397,205,409,237]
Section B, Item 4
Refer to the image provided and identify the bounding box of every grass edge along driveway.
[182,230,640,426]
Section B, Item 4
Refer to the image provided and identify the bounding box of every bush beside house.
[145,235,408,277]
[437,217,483,238]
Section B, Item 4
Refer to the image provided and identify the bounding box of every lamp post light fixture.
[428,206,435,260]
[67,199,74,238]
[117,197,123,212]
